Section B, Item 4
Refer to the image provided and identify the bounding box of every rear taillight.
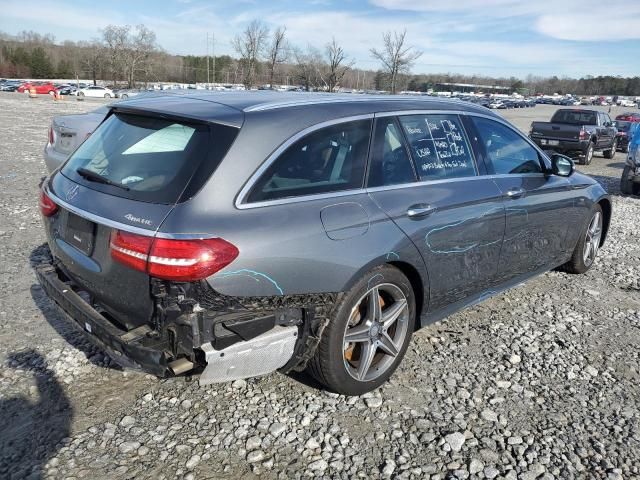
[39,190,58,217]
[48,126,54,145]
[110,230,239,282]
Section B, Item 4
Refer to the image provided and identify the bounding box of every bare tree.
[78,40,104,85]
[102,25,130,86]
[325,38,353,92]
[370,29,422,94]
[265,26,288,89]
[232,20,269,89]
[293,45,326,92]
[123,25,157,88]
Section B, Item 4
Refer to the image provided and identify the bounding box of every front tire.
[561,204,603,274]
[307,265,416,395]
[583,143,594,165]
[104,93,111,98]
[620,166,638,195]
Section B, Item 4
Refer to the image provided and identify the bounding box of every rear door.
[367,113,505,313]
[468,115,572,283]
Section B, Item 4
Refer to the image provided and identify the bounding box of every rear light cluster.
[39,190,58,217]
[48,126,54,145]
[110,230,239,282]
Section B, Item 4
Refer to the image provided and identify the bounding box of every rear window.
[616,121,631,132]
[550,110,597,125]
[61,112,238,204]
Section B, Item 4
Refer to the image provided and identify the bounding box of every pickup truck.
[529,109,618,164]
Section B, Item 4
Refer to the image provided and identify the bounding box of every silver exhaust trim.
[169,357,195,375]
[199,325,298,385]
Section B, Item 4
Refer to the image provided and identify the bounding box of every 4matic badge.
[124,213,153,226]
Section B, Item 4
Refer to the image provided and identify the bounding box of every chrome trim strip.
[235,114,374,210]
[365,173,546,194]
[374,109,473,118]
[243,96,468,113]
[45,187,216,240]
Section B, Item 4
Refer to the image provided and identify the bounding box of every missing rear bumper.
[35,249,340,381]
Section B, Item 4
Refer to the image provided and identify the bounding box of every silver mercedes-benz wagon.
[37,92,611,394]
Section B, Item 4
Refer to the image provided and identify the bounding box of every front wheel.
[121,94,128,99]
[104,93,111,98]
[561,205,603,274]
[620,166,638,195]
[307,265,415,395]
[583,143,595,165]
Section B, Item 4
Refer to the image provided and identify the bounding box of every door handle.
[407,204,436,218]
[504,187,526,199]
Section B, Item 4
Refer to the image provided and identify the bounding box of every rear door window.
[367,117,416,187]
[398,114,476,180]
[61,112,238,204]
[248,119,371,202]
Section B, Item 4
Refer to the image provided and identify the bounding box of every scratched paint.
[214,269,284,295]
[367,273,384,288]
[424,206,504,254]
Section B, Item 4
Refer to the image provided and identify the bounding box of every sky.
[1,0,639,78]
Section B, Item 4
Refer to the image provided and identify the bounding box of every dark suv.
[37,92,611,395]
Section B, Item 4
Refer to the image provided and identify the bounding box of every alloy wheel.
[342,283,409,382]
[583,211,602,267]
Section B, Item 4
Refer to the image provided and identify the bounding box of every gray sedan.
[36,92,611,395]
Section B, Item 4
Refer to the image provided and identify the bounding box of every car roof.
[114,90,500,128]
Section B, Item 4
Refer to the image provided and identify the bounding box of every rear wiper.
[76,167,130,191]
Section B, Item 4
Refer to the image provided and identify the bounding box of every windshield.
[551,110,597,125]
[61,112,237,204]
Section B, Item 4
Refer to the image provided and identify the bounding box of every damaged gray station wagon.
[37,92,611,395]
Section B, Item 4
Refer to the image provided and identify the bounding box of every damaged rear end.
[36,98,333,382]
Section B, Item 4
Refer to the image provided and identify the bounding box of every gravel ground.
[0,93,638,480]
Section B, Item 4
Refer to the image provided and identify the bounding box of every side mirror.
[550,154,575,177]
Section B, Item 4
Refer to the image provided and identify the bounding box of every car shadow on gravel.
[29,244,122,372]
[0,350,72,480]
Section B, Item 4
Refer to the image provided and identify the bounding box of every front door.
[367,113,505,313]
[468,115,572,284]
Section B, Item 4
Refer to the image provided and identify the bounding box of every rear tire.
[603,139,617,159]
[561,204,603,274]
[307,265,416,396]
[104,93,111,98]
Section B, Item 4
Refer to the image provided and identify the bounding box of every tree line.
[1,27,639,96]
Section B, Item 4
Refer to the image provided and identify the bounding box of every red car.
[17,82,58,95]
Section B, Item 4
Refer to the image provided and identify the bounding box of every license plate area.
[65,213,96,256]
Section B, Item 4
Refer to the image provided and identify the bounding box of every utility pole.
[212,33,216,85]
[206,33,210,85]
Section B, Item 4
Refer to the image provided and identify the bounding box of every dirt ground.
[0,92,638,480]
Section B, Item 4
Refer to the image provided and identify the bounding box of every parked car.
[17,81,57,95]
[614,113,640,154]
[621,122,640,195]
[36,92,611,395]
[529,109,618,164]
[0,80,21,92]
[43,106,109,172]
[77,86,114,98]
[114,88,144,99]
[618,99,636,108]
[489,99,506,109]
[56,84,77,95]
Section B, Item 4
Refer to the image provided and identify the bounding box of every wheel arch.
[597,197,612,247]
[387,260,425,331]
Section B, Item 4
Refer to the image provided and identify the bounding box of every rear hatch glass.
[60,112,237,204]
